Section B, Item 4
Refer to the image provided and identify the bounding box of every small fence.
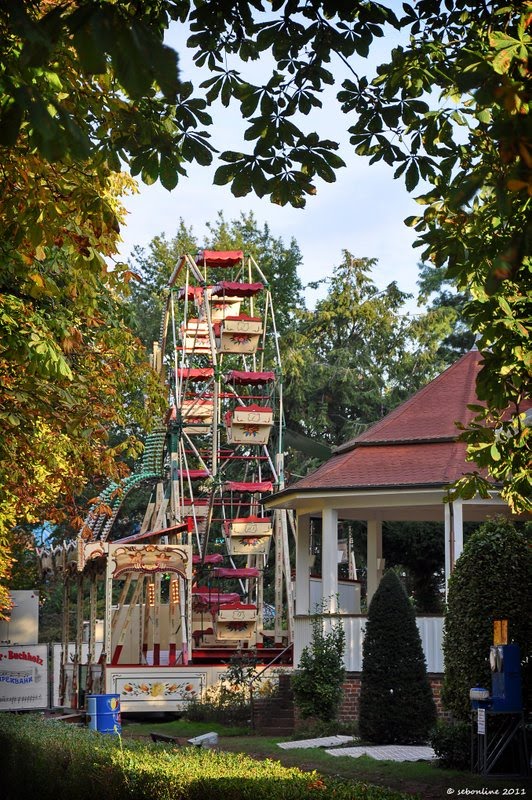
[294,614,444,673]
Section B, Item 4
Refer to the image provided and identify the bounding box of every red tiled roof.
[286,350,487,492]
[289,440,472,490]
[336,349,483,452]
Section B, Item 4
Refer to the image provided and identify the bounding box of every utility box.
[490,644,522,713]
[0,590,39,645]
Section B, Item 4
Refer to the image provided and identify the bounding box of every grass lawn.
[121,717,530,799]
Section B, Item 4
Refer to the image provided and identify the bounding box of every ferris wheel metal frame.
[153,249,294,650]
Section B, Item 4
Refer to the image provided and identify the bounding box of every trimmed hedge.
[442,518,531,721]
[0,713,414,800]
[359,570,437,744]
[430,721,471,771]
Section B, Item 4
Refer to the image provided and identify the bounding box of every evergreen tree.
[417,262,475,364]
[442,518,532,721]
[127,220,199,350]
[359,570,437,744]
[283,253,454,447]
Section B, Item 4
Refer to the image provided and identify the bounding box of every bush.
[430,720,471,770]
[359,570,437,744]
[442,518,532,721]
[0,712,413,800]
[182,681,251,726]
[291,608,346,722]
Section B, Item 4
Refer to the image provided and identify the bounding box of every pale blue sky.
[118,4,424,309]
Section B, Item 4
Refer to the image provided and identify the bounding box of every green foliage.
[0,1,208,183]
[283,253,454,450]
[359,570,437,744]
[383,522,445,614]
[182,681,251,727]
[442,517,532,721]
[127,220,199,349]
[416,262,475,363]
[291,607,346,722]
[0,712,414,800]
[430,721,471,771]
[1,1,530,514]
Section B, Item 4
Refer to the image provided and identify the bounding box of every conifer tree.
[359,570,436,743]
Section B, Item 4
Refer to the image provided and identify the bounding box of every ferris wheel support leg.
[181,575,190,665]
[59,574,70,707]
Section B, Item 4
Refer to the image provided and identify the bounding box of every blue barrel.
[86,694,121,735]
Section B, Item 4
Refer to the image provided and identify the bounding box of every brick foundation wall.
[336,672,448,724]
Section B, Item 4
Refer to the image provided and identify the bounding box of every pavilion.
[265,348,529,672]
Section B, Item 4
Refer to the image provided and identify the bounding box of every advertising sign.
[0,644,48,710]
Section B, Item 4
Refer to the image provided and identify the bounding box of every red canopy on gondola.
[224,370,275,385]
[213,567,260,579]
[177,286,203,300]
[196,250,244,267]
[192,554,224,565]
[224,314,261,323]
[224,481,273,493]
[178,469,209,480]
[177,367,214,382]
[211,281,263,298]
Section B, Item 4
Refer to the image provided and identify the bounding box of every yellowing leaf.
[29,272,45,287]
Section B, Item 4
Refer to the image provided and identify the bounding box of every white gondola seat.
[224,516,273,555]
[224,404,273,445]
[216,314,263,354]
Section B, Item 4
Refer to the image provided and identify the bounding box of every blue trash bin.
[86,693,121,735]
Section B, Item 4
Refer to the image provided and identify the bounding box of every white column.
[444,500,464,595]
[295,513,311,615]
[366,520,383,606]
[321,507,338,613]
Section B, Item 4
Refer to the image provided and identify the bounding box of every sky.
[117,5,425,310]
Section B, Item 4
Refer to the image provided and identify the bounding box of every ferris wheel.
[150,249,294,656]
[39,249,294,712]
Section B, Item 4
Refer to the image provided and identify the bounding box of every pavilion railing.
[293,614,444,673]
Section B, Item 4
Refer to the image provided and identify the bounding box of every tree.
[417,262,475,364]
[442,518,532,721]
[2,2,529,509]
[128,220,199,350]
[0,2,173,615]
[383,522,445,614]
[282,252,454,446]
[359,570,437,744]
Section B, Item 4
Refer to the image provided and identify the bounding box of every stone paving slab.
[325,745,436,762]
[277,735,356,749]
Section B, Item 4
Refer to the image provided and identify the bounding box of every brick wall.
[284,672,450,732]
[336,672,448,724]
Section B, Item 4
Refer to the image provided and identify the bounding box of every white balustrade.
[294,614,444,673]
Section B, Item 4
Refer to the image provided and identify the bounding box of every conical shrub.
[359,570,437,743]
